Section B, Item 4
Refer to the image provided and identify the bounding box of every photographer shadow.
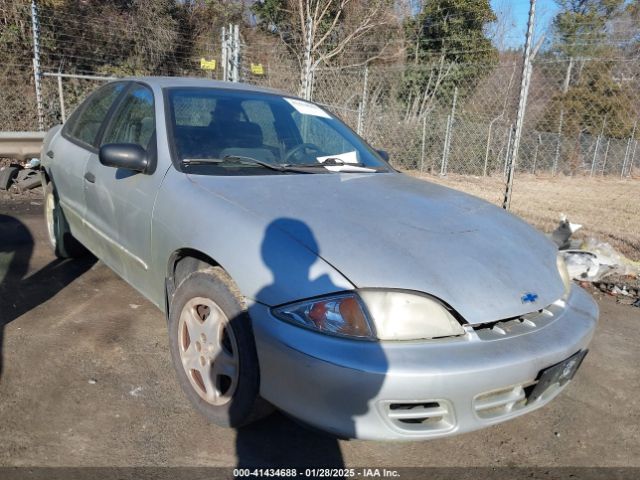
[0,214,95,380]
[233,217,388,471]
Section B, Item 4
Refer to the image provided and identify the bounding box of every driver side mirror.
[376,149,390,162]
[99,143,149,173]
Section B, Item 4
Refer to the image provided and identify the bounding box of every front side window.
[66,82,126,147]
[166,87,389,175]
[102,84,155,149]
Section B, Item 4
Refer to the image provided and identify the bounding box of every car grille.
[381,400,455,433]
[470,299,565,341]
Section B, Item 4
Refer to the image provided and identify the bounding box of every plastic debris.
[579,237,640,280]
[553,215,640,283]
[13,169,41,191]
[550,214,582,250]
[560,250,600,281]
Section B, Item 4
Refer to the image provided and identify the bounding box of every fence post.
[622,121,638,178]
[440,114,451,176]
[622,138,631,178]
[553,112,563,176]
[503,0,536,210]
[601,139,610,175]
[483,121,493,176]
[221,26,228,81]
[356,64,369,135]
[232,24,240,82]
[591,116,606,176]
[301,15,313,100]
[30,0,44,131]
[590,135,600,177]
[440,87,458,176]
[57,74,66,123]
[420,114,427,172]
[503,125,513,177]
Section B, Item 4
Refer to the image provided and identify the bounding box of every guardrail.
[0,131,46,161]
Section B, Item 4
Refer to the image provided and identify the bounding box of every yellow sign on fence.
[250,63,265,75]
[200,58,216,71]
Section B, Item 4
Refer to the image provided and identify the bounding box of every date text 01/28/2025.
[233,468,400,477]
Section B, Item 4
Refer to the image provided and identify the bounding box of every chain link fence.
[1,2,638,198]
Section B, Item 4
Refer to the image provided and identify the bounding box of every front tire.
[43,181,88,258]
[168,267,269,427]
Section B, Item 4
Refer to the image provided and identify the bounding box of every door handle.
[46,150,54,159]
[84,171,96,183]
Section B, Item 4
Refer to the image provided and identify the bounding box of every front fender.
[150,168,354,312]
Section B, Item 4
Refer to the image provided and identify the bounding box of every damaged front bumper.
[249,285,598,441]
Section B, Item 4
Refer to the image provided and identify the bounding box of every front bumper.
[249,286,598,440]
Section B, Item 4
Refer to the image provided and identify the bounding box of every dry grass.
[409,172,640,261]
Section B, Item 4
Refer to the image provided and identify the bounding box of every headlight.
[272,291,465,341]
[557,254,572,299]
[358,290,465,340]
[272,294,373,339]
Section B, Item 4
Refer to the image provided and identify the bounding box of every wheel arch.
[165,248,226,315]
[41,167,51,185]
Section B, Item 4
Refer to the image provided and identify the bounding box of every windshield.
[165,87,389,175]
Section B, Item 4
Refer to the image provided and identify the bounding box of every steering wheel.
[283,143,323,164]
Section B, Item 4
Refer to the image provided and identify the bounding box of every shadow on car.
[0,214,95,380]
[231,218,388,472]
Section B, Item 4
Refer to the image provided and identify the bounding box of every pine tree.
[401,0,498,115]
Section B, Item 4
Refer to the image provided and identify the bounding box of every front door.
[83,83,164,299]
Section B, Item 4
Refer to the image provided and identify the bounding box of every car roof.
[121,76,288,97]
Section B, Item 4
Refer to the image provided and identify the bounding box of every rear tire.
[43,181,88,258]
[168,267,271,428]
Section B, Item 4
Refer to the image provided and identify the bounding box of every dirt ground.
[414,173,640,262]
[1,197,639,470]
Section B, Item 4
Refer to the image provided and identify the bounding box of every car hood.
[190,172,564,324]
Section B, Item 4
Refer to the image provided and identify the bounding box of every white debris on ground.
[550,215,640,305]
[129,386,143,397]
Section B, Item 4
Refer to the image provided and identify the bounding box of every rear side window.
[102,84,155,149]
[65,82,126,147]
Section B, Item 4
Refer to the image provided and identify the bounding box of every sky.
[490,0,561,49]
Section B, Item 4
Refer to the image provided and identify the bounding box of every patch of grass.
[409,172,640,261]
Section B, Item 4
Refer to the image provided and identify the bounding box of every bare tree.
[256,0,396,98]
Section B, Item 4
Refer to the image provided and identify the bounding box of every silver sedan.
[41,77,597,440]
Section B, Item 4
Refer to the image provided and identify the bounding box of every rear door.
[83,83,161,297]
[49,82,127,243]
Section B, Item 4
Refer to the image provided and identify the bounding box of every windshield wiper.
[182,156,317,173]
[283,157,358,167]
[285,157,385,172]
[183,155,283,171]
